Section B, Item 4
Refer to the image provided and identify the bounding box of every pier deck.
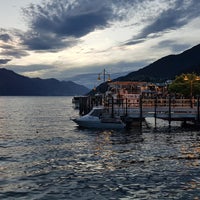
[106,96,200,126]
[77,96,200,126]
[109,96,199,116]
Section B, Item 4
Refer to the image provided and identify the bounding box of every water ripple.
[0,97,200,199]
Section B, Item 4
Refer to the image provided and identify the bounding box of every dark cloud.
[0,44,13,50]
[27,3,112,37]
[0,29,29,59]
[0,42,29,58]
[125,0,200,45]
[0,59,11,64]
[1,48,29,58]
[0,29,13,42]
[21,31,78,51]
[23,0,121,36]
[156,40,191,53]
[125,39,146,46]
[21,0,136,51]
[0,33,12,42]
[2,0,197,54]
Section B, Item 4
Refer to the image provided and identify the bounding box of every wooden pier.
[77,95,200,127]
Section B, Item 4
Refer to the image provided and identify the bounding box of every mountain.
[117,44,200,82]
[65,71,131,89]
[0,68,89,96]
[90,44,200,94]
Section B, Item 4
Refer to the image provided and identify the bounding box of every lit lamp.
[184,74,200,107]
[97,69,111,82]
[97,74,101,81]
[184,75,200,97]
[107,74,111,82]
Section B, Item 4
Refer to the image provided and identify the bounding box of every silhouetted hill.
[0,68,89,96]
[117,44,200,82]
[90,44,200,94]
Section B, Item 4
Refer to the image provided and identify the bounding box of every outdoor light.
[97,69,111,82]
[184,74,200,107]
[196,76,200,81]
[97,74,101,80]
[107,74,111,82]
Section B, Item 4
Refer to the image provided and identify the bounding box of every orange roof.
[108,81,147,85]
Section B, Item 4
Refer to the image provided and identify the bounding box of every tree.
[168,73,200,97]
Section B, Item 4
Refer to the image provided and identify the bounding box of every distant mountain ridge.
[0,68,89,96]
[65,71,131,89]
[117,44,200,82]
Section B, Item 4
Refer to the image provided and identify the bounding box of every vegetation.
[168,73,200,97]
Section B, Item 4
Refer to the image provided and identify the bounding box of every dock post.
[139,95,143,128]
[168,94,171,127]
[154,95,157,128]
[79,97,88,115]
[79,97,82,115]
[125,98,128,116]
[111,97,114,118]
[197,96,200,123]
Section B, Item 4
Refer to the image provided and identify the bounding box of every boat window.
[90,109,102,117]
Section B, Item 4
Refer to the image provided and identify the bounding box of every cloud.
[21,0,138,51]
[124,39,146,46]
[21,0,113,50]
[23,0,117,37]
[1,48,29,58]
[21,31,78,51]
[125,0,200,45]
[140,1,199,37]
[5,64,55,74]
[156,40,191,52]
[0,31,29,59]
[4,64,58,79]
[46,60,149,80]
[0,29,13,41]
[0,43,29,58]
[0,33,12,42]
[0,58,11,64]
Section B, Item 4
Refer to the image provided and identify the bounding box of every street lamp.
[97,69,111,82]
[93,69,111,91]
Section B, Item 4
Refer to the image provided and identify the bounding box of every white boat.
[72,107,126,129]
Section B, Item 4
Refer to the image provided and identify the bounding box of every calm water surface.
[0,97,200,200]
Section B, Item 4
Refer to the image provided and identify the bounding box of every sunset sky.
[0,0,200,80]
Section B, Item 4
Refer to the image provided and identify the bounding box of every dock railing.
[106,97,196,109]
[76,95,200,124]
[105,96,200,122]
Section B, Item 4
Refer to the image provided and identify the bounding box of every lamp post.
[96,69,111,105]
[93,69,111,91]
[97,68,111,82]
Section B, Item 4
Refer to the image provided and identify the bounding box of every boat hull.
[73,118,125,129]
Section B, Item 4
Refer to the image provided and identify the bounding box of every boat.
[72,106,126,129]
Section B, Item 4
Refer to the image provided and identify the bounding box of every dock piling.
[168,95,171,127]
[154,96,157,128]
[197,96,200,123]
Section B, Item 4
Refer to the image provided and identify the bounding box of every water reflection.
[1,97,200,199]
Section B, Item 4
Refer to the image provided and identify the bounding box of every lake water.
[0,96,200,200]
